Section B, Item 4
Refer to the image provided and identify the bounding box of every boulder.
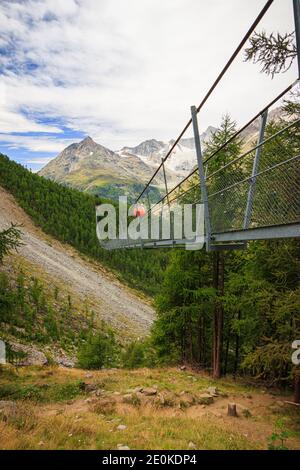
[117,444,130,450]
[117,424,127,431]
[188,441,197,449]
[206,386,219,397]
[7,341,47,366]
[55,356,75,368]
[179,392,196,407]
[198,393,214,405]
[84,383,98,393]
[142,387,157,396]
[154,391,176,407]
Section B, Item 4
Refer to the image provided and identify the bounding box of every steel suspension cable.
[135,0,275,203]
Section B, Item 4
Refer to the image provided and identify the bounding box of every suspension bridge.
[101,0,300,252]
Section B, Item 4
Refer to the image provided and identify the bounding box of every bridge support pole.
[161,157,174,242]
[243,109,268,229]
[146,189,151,210]
[191,105,211,251]
[293,0,300,79]
[161,157,170,208]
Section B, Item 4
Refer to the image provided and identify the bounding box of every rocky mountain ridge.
[38,107,284,200]
[39,125,218,201]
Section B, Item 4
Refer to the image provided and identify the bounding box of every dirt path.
[0,186,154,333]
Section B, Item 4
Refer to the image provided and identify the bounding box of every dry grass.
[0,406,255,450]
[0,365,300,450]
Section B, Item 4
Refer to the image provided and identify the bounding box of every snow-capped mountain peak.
[117,126,217,175]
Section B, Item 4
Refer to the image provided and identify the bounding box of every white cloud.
[0,133,76,152]
[0,108,62,134]
[0,83,62,134]
[0,0,297,154]
[26,157,54,164]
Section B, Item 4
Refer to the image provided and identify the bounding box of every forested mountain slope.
[0,153,169,297]
[0,186,154,337]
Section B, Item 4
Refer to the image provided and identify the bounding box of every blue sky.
[0,0,297,171]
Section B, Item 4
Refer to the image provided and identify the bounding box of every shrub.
[122,341,145,369]
[122,339,157,369]
[242,341,292,385]
[268,419,290,450]
[77,329,119,369]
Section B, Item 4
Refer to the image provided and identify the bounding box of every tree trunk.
[212,252,219,378]
[227,403,237,417]
[181,334,184,363]
[224,336,230,376]
[197,316,202,366]
[189,319,193,363]
[212,252,224,379]
[233,310,241,379]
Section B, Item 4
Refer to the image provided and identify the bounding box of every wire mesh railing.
[205,116,300,233]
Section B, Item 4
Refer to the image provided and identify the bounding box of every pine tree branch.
[244,31,297,77]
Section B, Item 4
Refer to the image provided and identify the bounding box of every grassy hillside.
[57,168,146,202]
[63,168,161,203]
[0,365,299,450]
[0,153,169,297]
